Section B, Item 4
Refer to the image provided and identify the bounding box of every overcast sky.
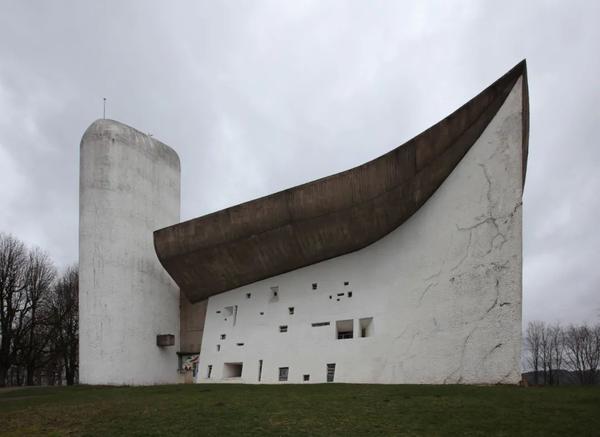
[1,1,598,327]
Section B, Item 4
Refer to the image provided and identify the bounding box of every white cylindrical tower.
[79,119,180,385]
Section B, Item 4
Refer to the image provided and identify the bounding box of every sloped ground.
[1,384,599,436]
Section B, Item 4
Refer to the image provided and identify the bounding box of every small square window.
[344,281,349,286]
[260,311,264,315]
[348,291,353,298]
[288,307,294,315]
[220,334,226,340]
[279,325,288,333]
[246,293,251,299]
[279,367,289,382]
[312,283,318,290]
[303,374,310,382]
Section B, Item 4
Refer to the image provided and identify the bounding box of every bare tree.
[48,265,78,385]
[548,323,564,385]
[563,324,599,385]
[17,248,56,385]
[526,321,544,385]
[0,233,28,387]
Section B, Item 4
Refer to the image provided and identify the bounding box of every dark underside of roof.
[154,60,529,303]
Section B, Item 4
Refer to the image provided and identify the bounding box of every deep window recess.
[303,374,310,382]
[207,365,213,379]
[327,363,336,382]
[311,322,330,327]
[236,343,244,346]
[279,325,288,333]
[348,292,353,298]
[329,295,332,299]
[223,362,243,378]
[337,293,344,296]
[216,344,220,352]
[246,293,251,299]
[359,317,374,337]
[220,334,226,340]
[258,360,263,382]
[344,281,349,286]
[312,283,318,290]
[279,367,289,382]
[288,307,295,315]
[216,310,221,314]
[260,312,264,315]
[336,319,354,339]
[271,286,279,297]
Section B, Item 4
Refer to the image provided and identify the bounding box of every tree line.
[0,233,78,387]
[525,320,600,385]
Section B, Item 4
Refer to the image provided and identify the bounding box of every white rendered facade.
[79,119,181,385]
[196,78,524,385]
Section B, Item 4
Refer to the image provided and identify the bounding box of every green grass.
[1,384,599,436]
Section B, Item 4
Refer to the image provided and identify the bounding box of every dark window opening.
[279,325,288,333]
[246,293,251,299]
[337,293,344,296]
[260,312,264,315]
[216,310,221,314]
[236,343,244,346]
[279,367,289,382]
[329,295,332,299]
[216,344,220,352]
[271,286,279,297]
[327,363,336,382]
[312,283,318,290]
[303,374,310,382]
[288,307,294,315]
[207,365,213,379]
[344,281,349,286]
[311,322,330,327]
[348,292,353,298]
[336,320,354,339]
[220,334,226,340]
[258,359,263,382]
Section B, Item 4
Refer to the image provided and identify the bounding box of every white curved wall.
[79,119,180,385]
[197,77,524,384]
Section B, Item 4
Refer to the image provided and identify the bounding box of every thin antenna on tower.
[103,97,107,119]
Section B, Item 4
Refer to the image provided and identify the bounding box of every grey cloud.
[1,0,598,326]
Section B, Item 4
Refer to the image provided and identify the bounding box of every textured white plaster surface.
[79,119,180,385]
[197,78,524,385]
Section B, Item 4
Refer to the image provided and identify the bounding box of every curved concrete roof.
[155,60,529,303]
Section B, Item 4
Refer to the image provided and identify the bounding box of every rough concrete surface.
[79,119,180,385]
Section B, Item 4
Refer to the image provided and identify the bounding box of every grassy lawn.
[1,384,599,436]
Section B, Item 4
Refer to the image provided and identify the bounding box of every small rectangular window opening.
[279,325,288,333]
[359,317,374,338]
[288,307,294,315]
[344,281,349,286]
[236,342,244,346]
[246,293,251,299]
[220,334,226,340]
[327,363,336,382]
[216,344,221,352]
[279,367,289,382]
[311,322,330,327]
[303,374,310,382]
[312,283,318,290]
[348,291,353,298]
[271,286,279,297]
[223,362,243,378]
[260,311,264,315]
[336,319,353,339]
[337,293,344,296]
[207,365,213,379]
[258,359,263,382]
